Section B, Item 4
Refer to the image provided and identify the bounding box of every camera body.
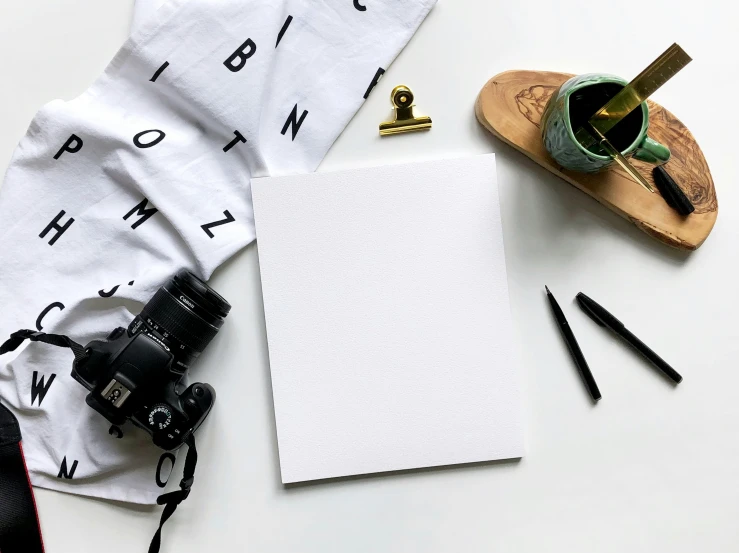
[72,324,215,450]
[71,270,230,450]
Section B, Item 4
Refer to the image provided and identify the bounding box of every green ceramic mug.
[540,73,670,173]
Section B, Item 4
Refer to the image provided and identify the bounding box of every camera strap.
[0,329,84,553]
[1,329,200,553]
[149,434,197,553]
[0,401,45,553]
[0,329,88,362]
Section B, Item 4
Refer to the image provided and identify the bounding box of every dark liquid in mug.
[568,82,644,154]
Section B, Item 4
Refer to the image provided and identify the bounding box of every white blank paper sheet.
[251,154,524,483]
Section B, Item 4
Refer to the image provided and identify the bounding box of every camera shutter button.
[194,386,204,397]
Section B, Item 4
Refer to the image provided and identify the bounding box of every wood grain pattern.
[475,70,718,250]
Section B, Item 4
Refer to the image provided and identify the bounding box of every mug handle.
[633,136,670,165]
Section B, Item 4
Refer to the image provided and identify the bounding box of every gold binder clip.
[379,85,432,136]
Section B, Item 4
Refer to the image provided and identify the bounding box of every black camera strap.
[0,329,88,361]
[0,401,45,553]
[149,434,197,553]
[1,329,200,553]
[0,330,83,553]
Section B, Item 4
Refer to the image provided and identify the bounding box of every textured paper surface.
[252,155,524,483]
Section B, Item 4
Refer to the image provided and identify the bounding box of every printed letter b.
[224,39,257,73]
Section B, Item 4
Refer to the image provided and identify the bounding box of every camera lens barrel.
[138,270,231,364]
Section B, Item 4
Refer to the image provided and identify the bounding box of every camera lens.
[137,270,231,366]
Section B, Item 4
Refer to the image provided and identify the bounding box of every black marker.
[576,292,683,384]
[545,286,601,402]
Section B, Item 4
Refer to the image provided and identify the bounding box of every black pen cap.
[576,293,623,329]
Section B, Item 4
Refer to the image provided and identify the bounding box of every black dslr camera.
[71,270,230,450]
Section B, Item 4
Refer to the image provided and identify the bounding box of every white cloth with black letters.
[0,0,435,504]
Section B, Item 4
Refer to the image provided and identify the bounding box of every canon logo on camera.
[179,295,196,309]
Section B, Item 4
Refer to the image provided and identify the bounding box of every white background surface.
[1,1,738,552]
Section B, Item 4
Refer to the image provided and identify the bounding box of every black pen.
[576,293,683,384]
[545,286,601,402]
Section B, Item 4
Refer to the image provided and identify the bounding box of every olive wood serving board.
[475,70,717,250]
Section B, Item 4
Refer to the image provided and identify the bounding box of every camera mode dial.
[148,404,173,430]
